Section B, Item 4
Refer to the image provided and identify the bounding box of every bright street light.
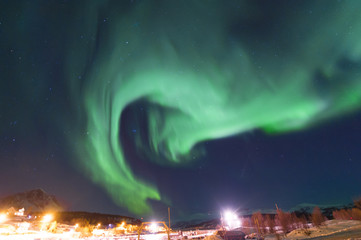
[0,213,7,223]
[149,222,159,233]
[222,210,241,230]
[42,214,53,223]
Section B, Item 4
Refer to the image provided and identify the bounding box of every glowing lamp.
[222,210,241,230]
[149,222,159,233]
[42,214,53,222]
[0,213,7,223]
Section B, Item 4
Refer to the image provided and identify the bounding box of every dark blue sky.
[0,0,360,222]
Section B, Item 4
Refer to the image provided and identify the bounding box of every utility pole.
[137,224,142,240]
[168,207,171,229]
[168,207,171,240]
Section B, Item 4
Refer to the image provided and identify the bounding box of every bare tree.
[354,197,361,210]
[351,208,361,220]
[241,218,252,235]
[300,215,311,236]
[311,207,325,228]
[333,209,352,220]
[290,213,299,231]
[276,209,291,235]
[251,212,265,235]
[265,215,275,234]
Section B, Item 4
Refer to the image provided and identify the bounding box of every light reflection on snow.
[0,223,216,240]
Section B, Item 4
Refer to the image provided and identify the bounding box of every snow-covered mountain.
[0,189,63,213]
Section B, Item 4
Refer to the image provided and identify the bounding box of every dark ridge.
[52,211,141,226]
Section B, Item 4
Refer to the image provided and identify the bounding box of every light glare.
[222,210,241,230]
[149,222,158,233]
[42,214,53,223]
[0,214,7,223]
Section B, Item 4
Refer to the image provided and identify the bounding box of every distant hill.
[173,218,221,230]
[0,189,141,225]
[54,211,141,225]
[0,189,63,213]
[172,203,355,230]
[289,203,353,219]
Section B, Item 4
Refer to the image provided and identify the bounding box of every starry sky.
[0,0,361,221]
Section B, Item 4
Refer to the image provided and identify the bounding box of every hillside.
[54,211,141,225]
[0,189,63,213]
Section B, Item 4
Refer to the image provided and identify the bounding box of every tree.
[241,218,252,235]
[276,210,292,235]
[300,215,311,236]
[290,213,299,231]
[354,197,361,210]
[251,212,265,235]
[333,209,352,220]
[351,208,361,220]
[311,207,325,228]
[265,215,275,234]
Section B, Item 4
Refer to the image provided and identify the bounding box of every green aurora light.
[66,1,361,214]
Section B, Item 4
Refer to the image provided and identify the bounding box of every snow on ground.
[203,235,223,240]
[265,220,361,240]
[1,219,361,240]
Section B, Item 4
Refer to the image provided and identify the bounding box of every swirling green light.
[67,1,361,214]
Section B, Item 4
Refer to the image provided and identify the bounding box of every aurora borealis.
[1,0,361,219]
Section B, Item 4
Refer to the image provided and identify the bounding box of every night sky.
[1,0,361,222]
